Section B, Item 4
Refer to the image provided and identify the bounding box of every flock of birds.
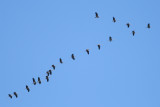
[8,12,151,99]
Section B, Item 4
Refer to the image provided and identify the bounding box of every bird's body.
[71,54,75,60]
[46,71,49,76]
[46,76,49,82]
[8,94,12,99]
[109,36,112,42]
[132,31,135,36]
[86,49,89,55]
[60,58,63,64]
[32,78,36,85]
[126,23,130,28]
[147,23,150,28]
[52,65,55,70]
[98,44,100,50]
[113,17,116,23]
[14,92,18,98]
[38,77,41,84]
[49,70,52,75]
[95,12,99,18]
[26,85,30,92]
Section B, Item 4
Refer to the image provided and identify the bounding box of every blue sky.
[0,0,160,107]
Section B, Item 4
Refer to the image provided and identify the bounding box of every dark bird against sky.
[38,77,41,84]
[32,78,36,85]
[86,49,89,55]
[26,85,30,92]
[14,92,18,98]
[95,12,99,18]
[71,54,75,60]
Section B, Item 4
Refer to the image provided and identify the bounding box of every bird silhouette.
[126,23,130,28]
[46,76,49,82]
[8,94,12,99]
[147,23,150,28]
[49,70,52,75]
[71,54,75,60]
[38,77,41,84]
[52,64,55,70]
[46,71,49,76]
[109,36,112,42]
[95,12,99,18]
[13,92,18,98]
[60,58,63,64]
[98,44,100,50]
[86,49,89,55]
[132,31,135,36]
[26,85,30,92]
[113,17,116,23]
[32,78,36,85]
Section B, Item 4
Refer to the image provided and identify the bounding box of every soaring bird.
[26,85,30,92]
[52,64,55,70]
[46,76,49,82]
[46,71,49,76]
[13,92,18,98]
[109,36,112,42]
[38,77,41,84]
[49,70,52,75]
[97,44,100,50]
[86,49,89,55]
[71,54,75,60]
[113,17,116,23]
[8,94,12,99]
[132,31,135,36]
[147,23,150,28]
[95,12,99,18]
[32,78,36,85]
[60,58,63,64]
[126,23,130,28]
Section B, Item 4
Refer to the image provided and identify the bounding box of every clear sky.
[0,0,160,107]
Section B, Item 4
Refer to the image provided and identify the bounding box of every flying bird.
[147,23,150,28]
[95,12,99,18]
[97,44,100,50]
[49,70,52,75]
[32,78,36,85]
[38,77,41,84]
[52,65,55,70]
[26,85,30,92]
[46,71,49,76]
[8,94,12,99]
[13,92,18,98]
[46,76,49,82]
[132,31,135,36]
[109,36,112,42]
[126,23,130,28]
[71,54,75,60]
[86,49,89,55]
[113,17,116,23]
[60,58,63,64]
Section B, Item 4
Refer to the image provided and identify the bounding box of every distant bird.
[71,54,75,60]
[109,36,112,42]
[132,31,135,36]
[46,71,49,76]
[147,23,150,28]
[46,76,49,82]
[52,65,55,70]
[38,77,41,84]
[26,85,30,92]
[113,17,116,23]
[97,44,100,50]
[49,70,52,75]
[13,92,18,98]
[126,23,130,28]
[32,78,36,85]
[86,49,89,55]
[60,58,63,64]
[8,94,12,99]
[95,12,99,18]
